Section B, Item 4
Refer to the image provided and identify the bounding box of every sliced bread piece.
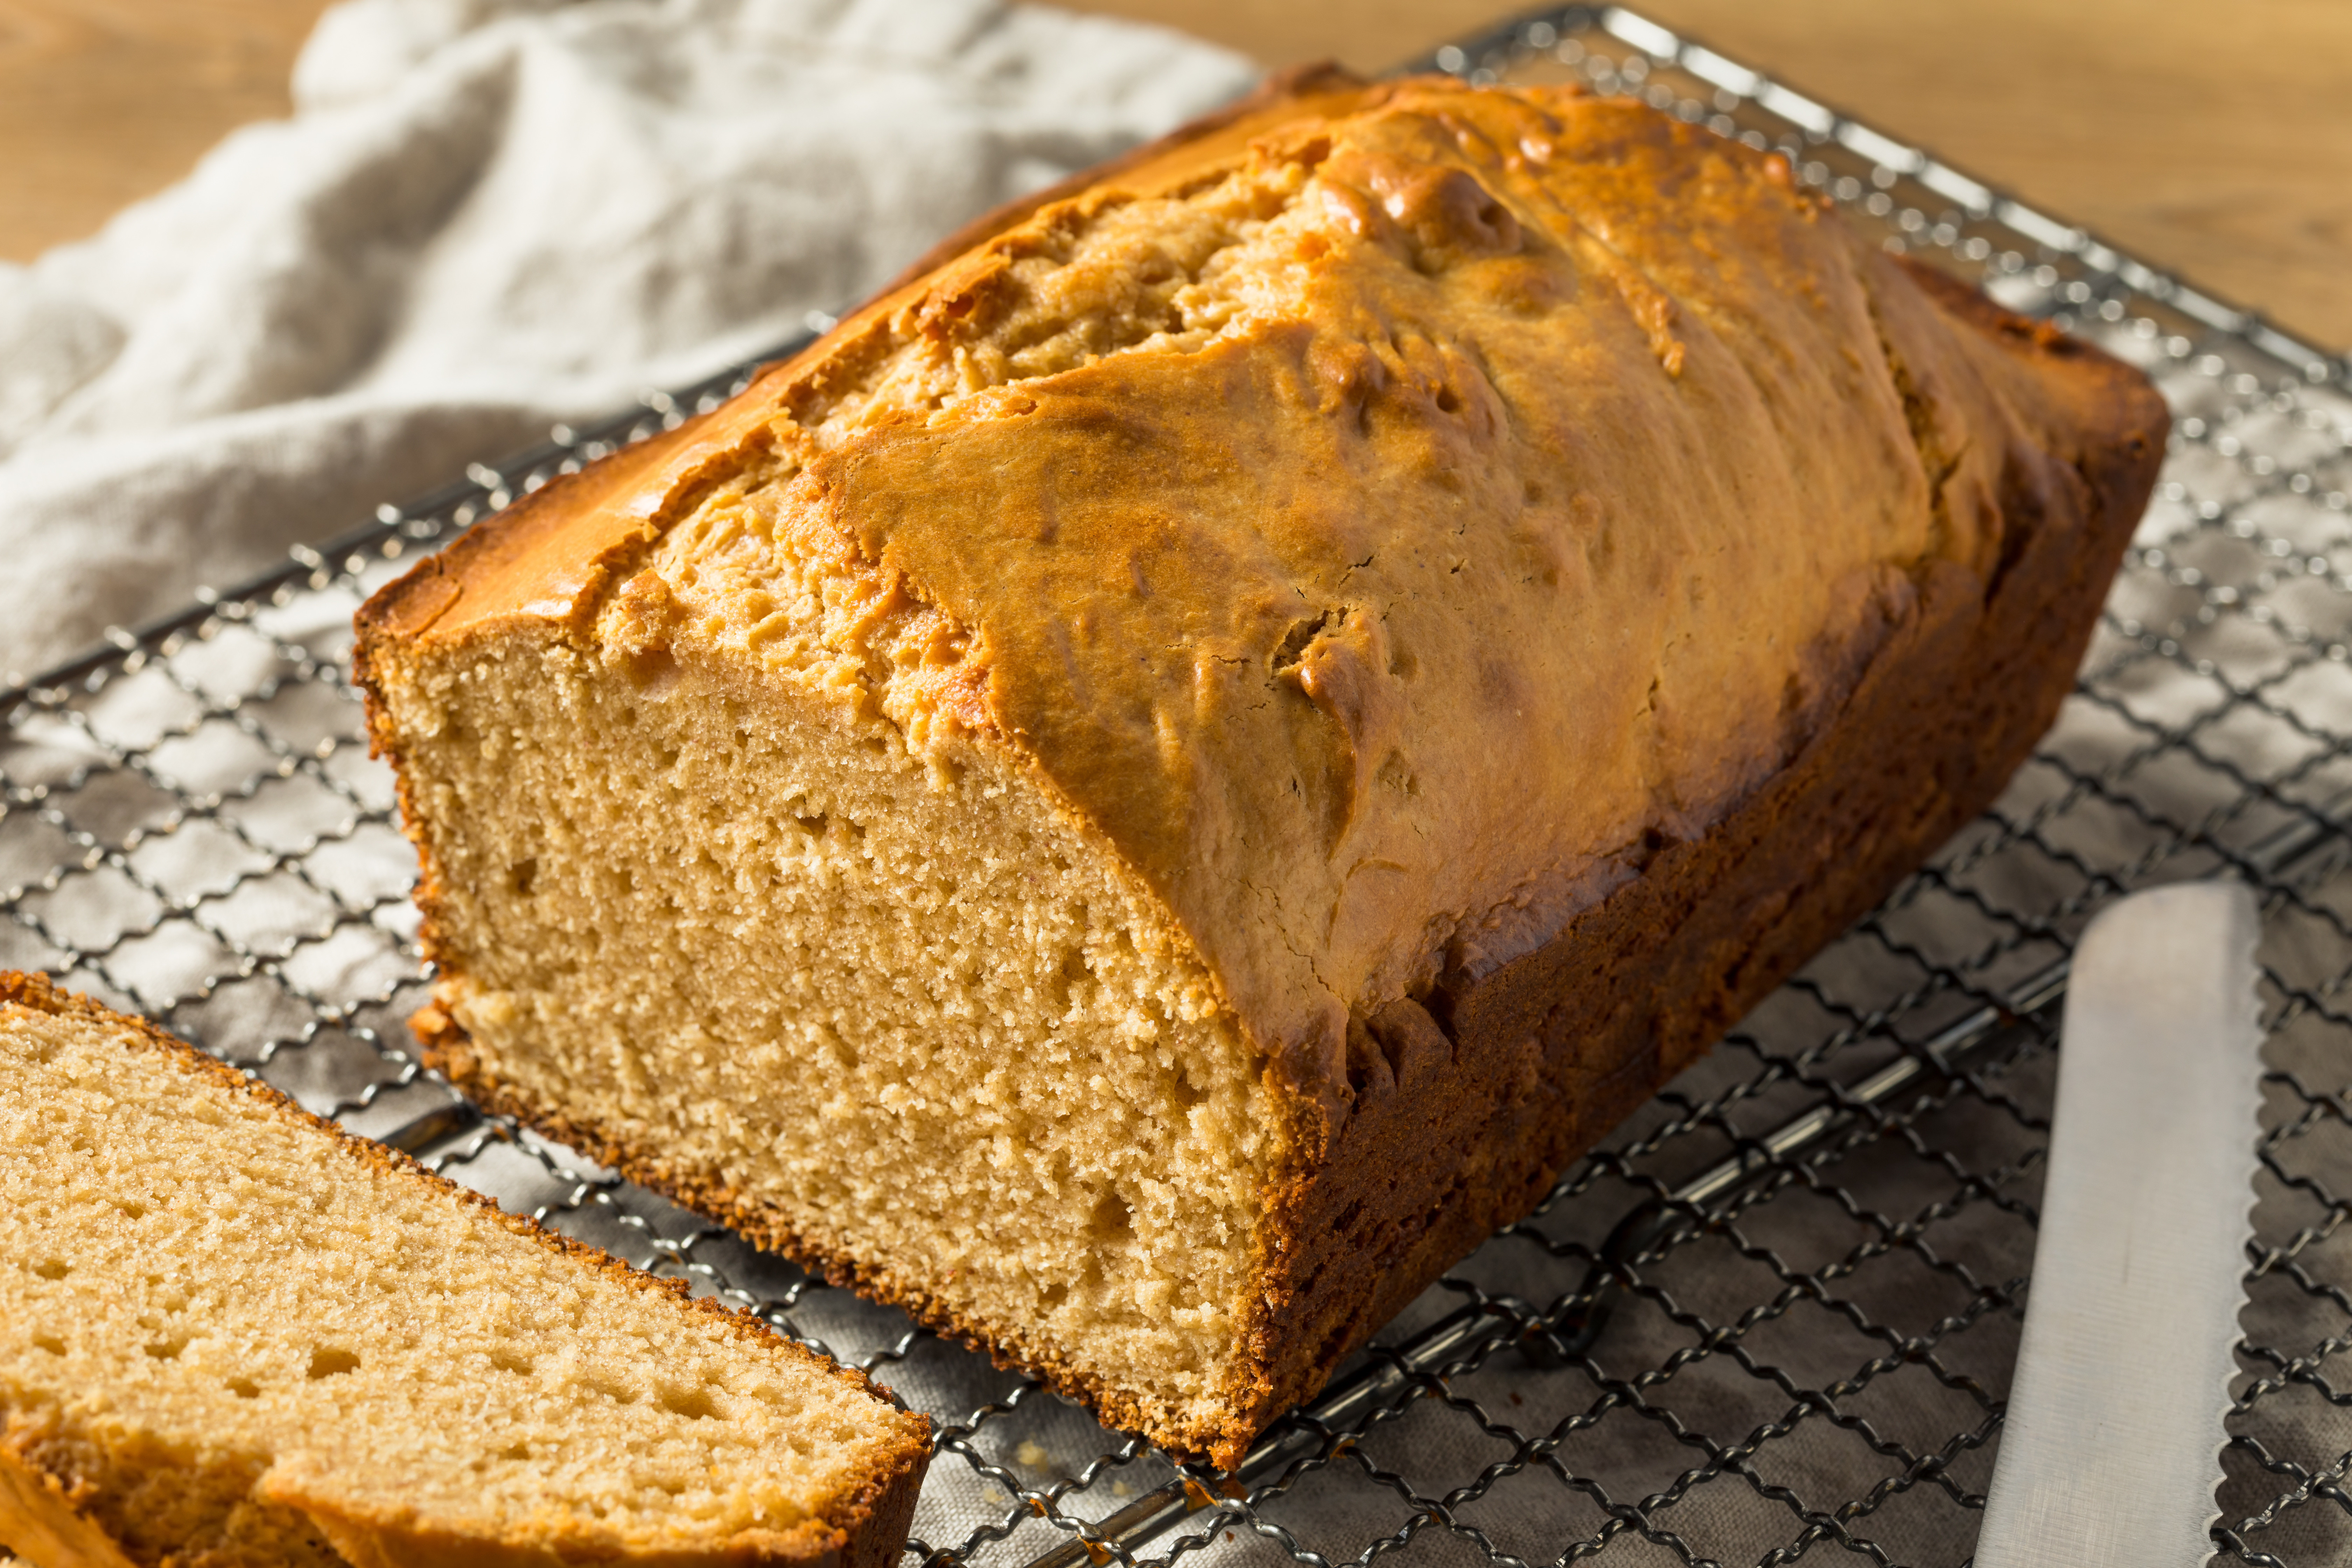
[0,972,930,1568]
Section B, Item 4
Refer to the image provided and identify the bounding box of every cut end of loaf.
[364,604,1282,1460]
[0,973,929,1567]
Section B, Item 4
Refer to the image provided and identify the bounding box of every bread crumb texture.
[0,982,923,1566]
[384,639,1261,1447]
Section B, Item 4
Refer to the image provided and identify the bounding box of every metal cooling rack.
[7,6,2352,1564]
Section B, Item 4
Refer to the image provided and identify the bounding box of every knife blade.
[1972,880,2263,1568]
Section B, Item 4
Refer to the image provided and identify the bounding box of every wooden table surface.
[3,0,2346,350]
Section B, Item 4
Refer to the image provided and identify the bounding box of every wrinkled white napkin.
[0,0,1257,682]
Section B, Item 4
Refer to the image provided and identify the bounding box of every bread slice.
[0,973,929,1567]
[352,72,2166,1464]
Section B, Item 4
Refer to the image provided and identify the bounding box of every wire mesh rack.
[7,5,2352,1564]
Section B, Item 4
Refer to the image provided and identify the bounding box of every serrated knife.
[1973,881,2264,1568]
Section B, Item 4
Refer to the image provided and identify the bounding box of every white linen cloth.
[0,0,1257,682]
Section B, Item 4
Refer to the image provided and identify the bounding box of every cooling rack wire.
[6,7,2352,1564]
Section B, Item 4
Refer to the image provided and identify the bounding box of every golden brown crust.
[349,68,1388,665]
[0,1436,143,1568]
[354,74,2166,1470]
[0,973,932,1566]
[1218,248,2167,1453]
[352,401,769,651]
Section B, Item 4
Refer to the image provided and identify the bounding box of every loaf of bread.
[0,972,929,1566]
[354,71,2166,1465]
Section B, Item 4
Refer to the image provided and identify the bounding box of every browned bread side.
[0,973,929,1567]
[1249,259,2167,1410]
